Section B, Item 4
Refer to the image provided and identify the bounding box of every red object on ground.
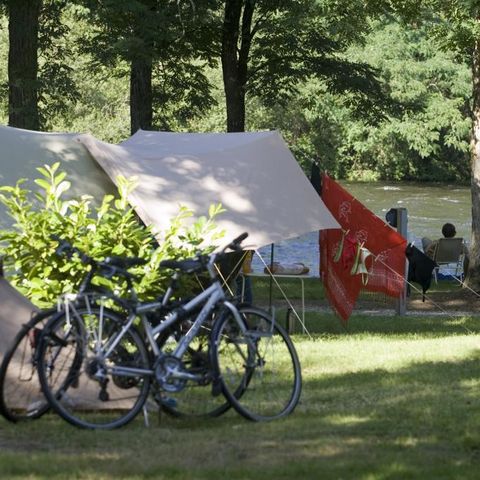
[320,174,407,321]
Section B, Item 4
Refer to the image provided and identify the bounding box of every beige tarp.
[0,125,338,248]
[0,125,115,228]
[78,130,339,249]
[0,276,43,411]
[0,277,38,357]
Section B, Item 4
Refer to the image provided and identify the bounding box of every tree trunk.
[222,0,245,132]
[221,0,256,133]
[130,56,153,134]
[8,0,41,130]
[466,37,480,290]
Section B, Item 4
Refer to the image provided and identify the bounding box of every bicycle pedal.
[161,396,178,409]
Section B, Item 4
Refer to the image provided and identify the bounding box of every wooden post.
[395,208,408,315]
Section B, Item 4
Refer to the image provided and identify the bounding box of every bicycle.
[0,236,238,423]
[36,233,302,429]
[0,237,144,423]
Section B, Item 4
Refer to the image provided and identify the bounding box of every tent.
[0,125,340,411]
[78,130,339,250]
[0,126,339,247]
[0,126,339,336]
[0,125,115,228]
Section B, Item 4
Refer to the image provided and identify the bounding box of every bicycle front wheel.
[212,306,302,421]
[0,309,57,422]
[37,307,151,429]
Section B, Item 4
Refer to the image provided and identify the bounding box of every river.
[251,181,472,276]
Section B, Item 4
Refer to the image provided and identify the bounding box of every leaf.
[34,179,51,191]
[36,166,49,178]
[54,171,67,186]
[54,181,71,198]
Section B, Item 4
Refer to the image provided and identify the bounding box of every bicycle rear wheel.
[37,306,151,429]
[154,320,232,418]
[212,306,302,421]
[0,309,57,422]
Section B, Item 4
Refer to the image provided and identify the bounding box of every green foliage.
[0,163,225,307]
[74,0,218,131]
[37,0,79,129]
[0,3,473,181]
[248,17,471,182]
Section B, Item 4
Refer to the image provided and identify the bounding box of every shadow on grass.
[286,350,480,477]
[1,345,480,479]
[3,353,478,479]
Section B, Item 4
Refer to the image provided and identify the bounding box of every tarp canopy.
[0,126,339,247]
[78,130,339,249]
[0,125,115,228]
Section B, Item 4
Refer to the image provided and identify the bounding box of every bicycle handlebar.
[51,234,90,264]
[159,232,249,276]
[223,232,249,253]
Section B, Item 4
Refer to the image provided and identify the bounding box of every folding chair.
[432,237,465,282]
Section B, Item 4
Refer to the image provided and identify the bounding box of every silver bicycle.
[36,233,302,429]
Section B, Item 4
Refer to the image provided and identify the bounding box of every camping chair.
[431,237,465,282]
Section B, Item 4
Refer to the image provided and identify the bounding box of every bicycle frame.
[65,278,247,383]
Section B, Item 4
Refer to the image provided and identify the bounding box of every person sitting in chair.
[422,222,469,275]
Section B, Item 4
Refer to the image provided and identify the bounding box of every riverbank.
[251,276,480,323]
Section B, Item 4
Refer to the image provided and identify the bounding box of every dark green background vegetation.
[0,2,472,182]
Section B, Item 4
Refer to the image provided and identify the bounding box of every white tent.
[0,125,115,228]
[78,130,339,249]
[0,126,339,246]
[0,126,340,408]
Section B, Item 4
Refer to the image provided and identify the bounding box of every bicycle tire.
[154,320,232,418]
[212,306,302,421]
[0,309,57,422]
[37,306,151,429]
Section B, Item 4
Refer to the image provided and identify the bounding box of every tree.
[77,0,218,134]
[220,0,390,132]
[401,2,480,289]
[2,0,78,130]
[7,0,41,130]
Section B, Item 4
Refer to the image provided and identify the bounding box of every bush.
[0,163,225,307]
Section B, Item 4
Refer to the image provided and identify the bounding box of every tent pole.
[268,243,274,313]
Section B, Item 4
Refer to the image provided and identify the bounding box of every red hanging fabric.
[320,174,407,321]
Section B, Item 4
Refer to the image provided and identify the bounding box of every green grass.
[1,312,480,479]
[249,276,325,302]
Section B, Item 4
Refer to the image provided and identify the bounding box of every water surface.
[252,182,471,276]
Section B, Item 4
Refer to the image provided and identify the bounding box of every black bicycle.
[0,237,144,423]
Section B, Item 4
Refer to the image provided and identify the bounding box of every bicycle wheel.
[212,306,302,421]
[0,309,57,422]
[154,318,232,418]
[37,306,151,429]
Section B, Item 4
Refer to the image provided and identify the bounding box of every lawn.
[1,308,479,479]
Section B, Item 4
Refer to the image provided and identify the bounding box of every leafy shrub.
[0,163,225,307]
